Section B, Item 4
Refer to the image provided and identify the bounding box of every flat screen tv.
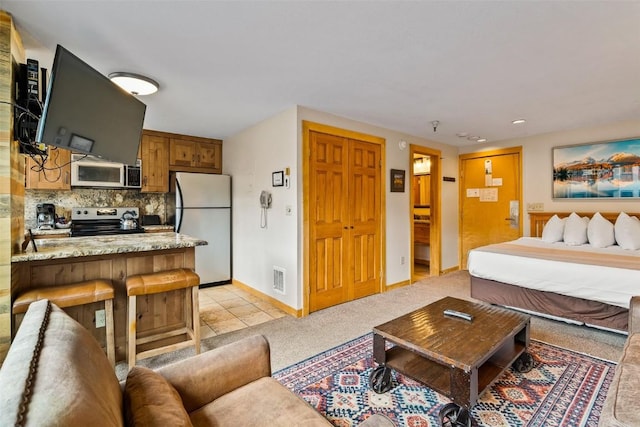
[36,45,146,165]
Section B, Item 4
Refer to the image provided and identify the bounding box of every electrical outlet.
[401,256,405,265]
[95,309,106,328]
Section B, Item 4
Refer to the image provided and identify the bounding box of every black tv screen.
[36,45,146,165]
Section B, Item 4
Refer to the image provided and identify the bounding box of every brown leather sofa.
[599,295,640,427]
[0,299,331,426]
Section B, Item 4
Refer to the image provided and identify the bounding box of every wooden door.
[308,130,382,312]
[349,139,381,299]
[309,132,349,311]
[459,147,522,268]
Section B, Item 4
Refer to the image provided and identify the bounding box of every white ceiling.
[3,1,639,147]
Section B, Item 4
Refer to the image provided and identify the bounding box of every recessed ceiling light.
[467,136,479,141]
[456,132,468,138]
[477,138,487,143]
[512,119,526,125]
[108,72,159,95]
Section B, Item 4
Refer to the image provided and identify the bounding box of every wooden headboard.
[528,212,640,237]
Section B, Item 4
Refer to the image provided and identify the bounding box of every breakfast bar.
[11,232,207,361]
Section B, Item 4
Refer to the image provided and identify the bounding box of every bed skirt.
[470,275,628,333]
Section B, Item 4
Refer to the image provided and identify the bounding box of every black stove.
[71,207,145,237]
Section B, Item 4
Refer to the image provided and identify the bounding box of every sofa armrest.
[630,296,640,335]
[157,334,271,413]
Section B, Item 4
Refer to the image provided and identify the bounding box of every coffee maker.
[36,203,55,230]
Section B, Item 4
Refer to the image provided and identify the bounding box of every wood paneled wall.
[0,11,25,363]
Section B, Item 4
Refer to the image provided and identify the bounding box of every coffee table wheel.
[513,352,535,374]
[514,351,534,373]
[369,366,393,394]
[439,403,472,427]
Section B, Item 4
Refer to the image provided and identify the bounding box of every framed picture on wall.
[390,169,405,192]
[553,137,640,198]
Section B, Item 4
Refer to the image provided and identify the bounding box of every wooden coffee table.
[372,296,530,408]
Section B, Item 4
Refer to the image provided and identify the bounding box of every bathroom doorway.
[410,145,441,281]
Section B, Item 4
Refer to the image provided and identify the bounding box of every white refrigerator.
[175,173,231,285]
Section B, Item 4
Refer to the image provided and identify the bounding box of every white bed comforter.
[467,237,640,309]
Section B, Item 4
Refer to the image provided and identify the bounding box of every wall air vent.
[273,266,285,294]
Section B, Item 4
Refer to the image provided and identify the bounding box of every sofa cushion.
[599,334,640,427]
[124,366,192,427]
[189,376,331,426]
[0,300,123,426]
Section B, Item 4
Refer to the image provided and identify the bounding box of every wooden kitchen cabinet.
[414,222,430,245]
[169,135,222,173]
[139,131,169,192]
[25,148,71,190]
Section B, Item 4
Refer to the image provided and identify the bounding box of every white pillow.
[587,212,615,248]
[614,212,640,250]
[563,212,589,245]
[541,215,565,242]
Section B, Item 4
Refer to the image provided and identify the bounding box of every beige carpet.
[116,270,626,380]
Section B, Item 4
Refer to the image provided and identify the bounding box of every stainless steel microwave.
[70,154,141,188]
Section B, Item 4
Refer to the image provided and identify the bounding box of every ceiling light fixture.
[108,72,159,95]
[477,138,487,143]
[512,119,526,125]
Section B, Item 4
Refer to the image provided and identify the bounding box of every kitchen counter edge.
[12,232,208,263]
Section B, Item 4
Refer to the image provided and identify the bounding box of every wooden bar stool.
[12,279,116,366]
[125,268,200,368]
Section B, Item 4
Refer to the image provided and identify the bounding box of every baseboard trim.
[232,279,302,318]
[384,280,411,292]
[441,266,460,275]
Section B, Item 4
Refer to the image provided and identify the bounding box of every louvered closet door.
[309,131,381,312]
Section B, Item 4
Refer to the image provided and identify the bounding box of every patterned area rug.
[273,333,615,426]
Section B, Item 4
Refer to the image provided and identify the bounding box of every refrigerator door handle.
[176,179,184,233]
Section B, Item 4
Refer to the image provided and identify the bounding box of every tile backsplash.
[25,189,168,229]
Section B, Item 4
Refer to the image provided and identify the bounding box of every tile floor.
[199,284,289,339]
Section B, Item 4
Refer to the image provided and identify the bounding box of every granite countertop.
[143,225,175,232]
[28,228,71,237]
[27,225,175,236]
[13,232,207,262]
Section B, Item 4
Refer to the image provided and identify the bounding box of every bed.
[468,212,640,333]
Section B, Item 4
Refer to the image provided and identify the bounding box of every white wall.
[459,119,640,234]
[225,105,462,311]
[223,107,300,309]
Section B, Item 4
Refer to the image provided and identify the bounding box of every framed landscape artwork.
[553,137,640,198]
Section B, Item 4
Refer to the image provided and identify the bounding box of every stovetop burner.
[71,207,144,237]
